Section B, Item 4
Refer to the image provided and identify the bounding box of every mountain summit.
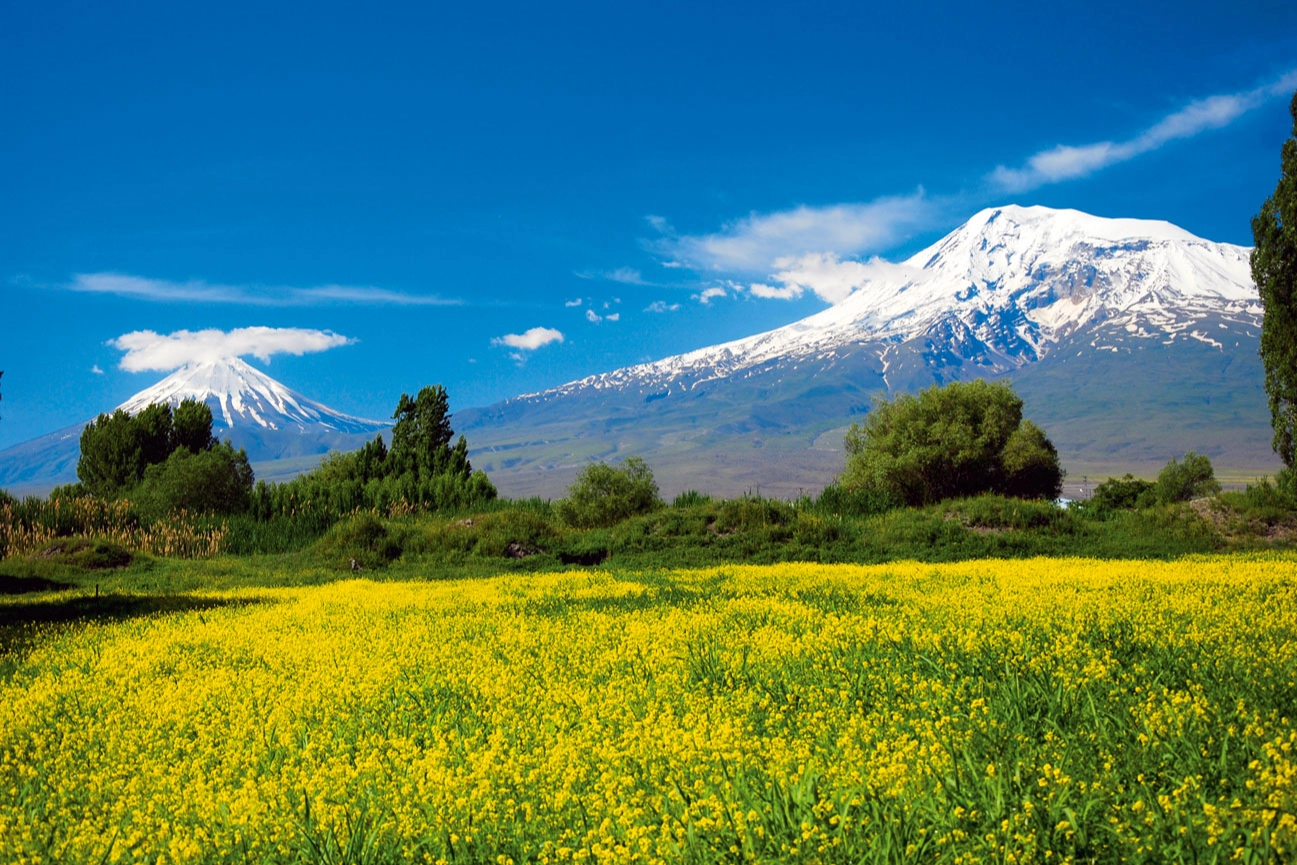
[0,358,389,495]
[118,357,386,436]
[460,205,1273,497]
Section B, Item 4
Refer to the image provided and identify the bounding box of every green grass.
[0,492,1284,599]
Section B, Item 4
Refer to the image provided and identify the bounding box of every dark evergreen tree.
[77,399,222,499]
[1252,90,1297,467]
[78,410,146,497]
[389,385,470,480]
[173,399,216,453]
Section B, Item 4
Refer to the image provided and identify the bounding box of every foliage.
[132,442,255,519]
[998,420,1064,500]
[841,379,1063,506]
[249,386,496,525]
[1154,451,1221,504]
[555,456,662,528]
[77,399,218,497]
[3,558,1296,862]
[1251,90,1297,467]
[1089,474,1157,512]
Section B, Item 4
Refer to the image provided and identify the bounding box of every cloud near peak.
[655,192,935,274]
[109,327,354,372]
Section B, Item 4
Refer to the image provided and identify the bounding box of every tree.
[1154,451,1221,504]
[557,457,662,528]
[78,410,146,497]
[389,385,464,480]
[1000,420,1065,501]
[841,379,1063,506]
[133,442,254,518]
[1252,90,1297,467]
[173,399,216,453]
[77,398,223,498]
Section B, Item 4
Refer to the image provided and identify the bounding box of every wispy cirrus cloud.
[70,272,459,306]
[990,69,1297,192]
[574,266,656,287]
[644,300,680,313]
[109,327,354,372]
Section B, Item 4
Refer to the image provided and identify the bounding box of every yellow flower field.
[2,556,1295,864]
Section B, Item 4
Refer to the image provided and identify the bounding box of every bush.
[312,513,403,568]
[841,379,1063,506]
[1155,452,1221,504]
[999,421,1064,500]
[132,443,255,519]
[1090,475,1157,512]
[813,482,897,517]
[556,457,662,528]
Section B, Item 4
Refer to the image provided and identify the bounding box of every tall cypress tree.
[1252,90,1297,467]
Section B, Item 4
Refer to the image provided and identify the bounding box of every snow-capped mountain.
[523,205,1259,401]
[459,205,1275,498]
[0,358,389,494]
[118,357,386,435]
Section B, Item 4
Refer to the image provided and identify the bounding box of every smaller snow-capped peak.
[116,357,387,435]
[519,205,1259,401]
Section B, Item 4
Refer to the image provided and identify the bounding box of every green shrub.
[33,537,133,570]
[556,457,662,528]
[312,513,402,568]
[132,443,254,519]
[999,421,1065,500]
[813,482,897,517]
[841,379,1062,506]
[1155,452,1221,504]
[1090,475,1157,512]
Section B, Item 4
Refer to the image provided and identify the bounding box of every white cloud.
[586,308,602,323]
[644,300,681,313]
[492,326,565,351]
[70,272,458,306]
[90,364,104,375]
[655,192,936,274]
[606,312,620,322]
[991,69,1297,192]
[564,297,584,307]
[753,254,921,304]
[109,327,354,372]
[695,287,727,304]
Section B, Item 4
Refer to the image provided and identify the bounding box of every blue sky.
[2,0,1296,448]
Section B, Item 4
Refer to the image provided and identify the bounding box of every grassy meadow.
[2,556,1296,864]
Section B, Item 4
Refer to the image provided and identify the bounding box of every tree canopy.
[841,379,1064,506]
[78,399,228,499]
[1251,89,1297,467]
